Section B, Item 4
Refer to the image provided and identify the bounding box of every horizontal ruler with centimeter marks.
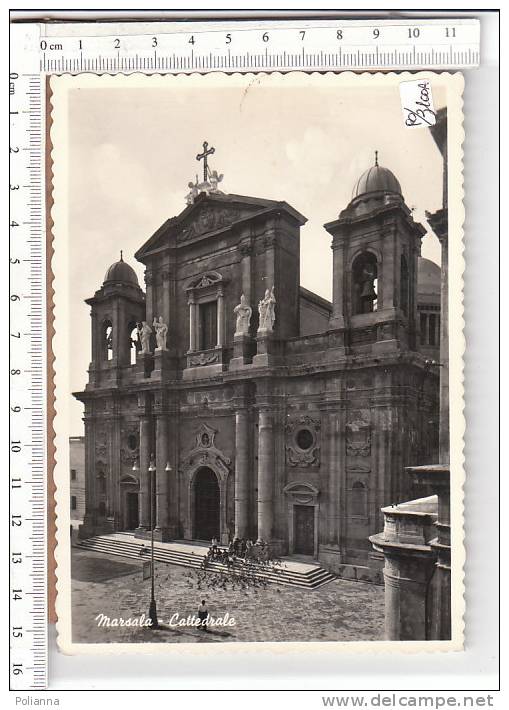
[35,17,480,73]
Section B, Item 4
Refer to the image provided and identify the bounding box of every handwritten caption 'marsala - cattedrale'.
[95,613,236,628]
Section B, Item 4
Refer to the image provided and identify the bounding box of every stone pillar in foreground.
[257,409,274,543]
[438,228,449,464]
[234,408,250,539]
[407,464,451,640]
[370,497,437,640]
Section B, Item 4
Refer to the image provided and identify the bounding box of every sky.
[64,75,445,435]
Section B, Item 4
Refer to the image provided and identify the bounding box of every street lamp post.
[147,455,158,629]
[132,455,158,630]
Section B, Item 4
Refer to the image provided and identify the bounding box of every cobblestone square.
[71,548,385,644]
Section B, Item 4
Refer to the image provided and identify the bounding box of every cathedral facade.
[75,153,440,580]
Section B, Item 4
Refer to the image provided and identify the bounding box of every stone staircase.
[76,533,336,590]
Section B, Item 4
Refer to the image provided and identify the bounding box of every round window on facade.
[295,428,314,451]
[127,434,138,451]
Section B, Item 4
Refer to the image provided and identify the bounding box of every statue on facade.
[185,177,200,205]
[209,169,224,193]
[258,286,276,332]
[234,294,252,336]
[137,321,152,354]
[152,316,168,351]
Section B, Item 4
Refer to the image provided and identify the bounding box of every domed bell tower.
[86,252,145,388]
[324,154,426,354]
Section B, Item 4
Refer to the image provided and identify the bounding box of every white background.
[3,4,502,707]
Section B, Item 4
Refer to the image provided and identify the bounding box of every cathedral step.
[75,535,336,590]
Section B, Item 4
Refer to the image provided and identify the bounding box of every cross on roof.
[196,141,215,183]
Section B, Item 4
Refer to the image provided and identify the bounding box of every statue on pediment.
[152,316,168,351]
[137,321,152,354]
[185,178,199,206]
[234,294,252,336]
[209,170,224,193]
[258,286,276,332]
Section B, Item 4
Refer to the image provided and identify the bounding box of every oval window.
[127,434,138,451]
[296,428,314,451]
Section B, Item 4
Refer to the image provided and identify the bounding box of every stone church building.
[75,150,440,579]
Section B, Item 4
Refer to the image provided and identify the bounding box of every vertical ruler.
[9,24,47,690]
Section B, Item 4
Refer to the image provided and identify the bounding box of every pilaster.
[154,390,171,541]
[135,393,152,534]
[257,408,274,543]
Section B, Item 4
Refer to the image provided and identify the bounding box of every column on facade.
[155,413,169,531]
[234,408,250,539]
[380,229,396,310]
[82,417,97,533]
[108,414,121,526]
[90,312,99,366]
[424,313,432,345]
[331,237,346,327]
[111,299,120,366]
[144,270,154,326]
[138,415,151,529]
[216,286,224,348]
[257,410,274,542]
[371,393,393,529]
[421,312,428,346]
[240,243,252,303]
[264,230,275,291]
[188,296,197,351]
[326,409,343,546]
[167,410,178,537]
[161,268,171,339]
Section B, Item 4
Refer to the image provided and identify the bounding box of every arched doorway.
[194,467,220,541]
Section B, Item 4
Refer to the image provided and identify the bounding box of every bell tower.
[86,252,145,388]
[324,155,426,354]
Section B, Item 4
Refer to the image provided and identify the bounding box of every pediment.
[176,202,258,243]
[135,193,307,260]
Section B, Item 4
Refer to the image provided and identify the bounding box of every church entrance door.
[194,467,220,541]
[294,505,314,556]
[126,491,139,530]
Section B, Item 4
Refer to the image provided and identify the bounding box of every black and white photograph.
[50,71,464,651]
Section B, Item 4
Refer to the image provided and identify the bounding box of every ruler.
[10,23,47,691]
[8,16,479,690]
[37,17,480,73]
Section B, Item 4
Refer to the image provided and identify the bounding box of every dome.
[103,252,139,287]
[352,160,402,200]
[417,257,441,299]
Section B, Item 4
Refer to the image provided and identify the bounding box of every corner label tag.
[400,79,436,128]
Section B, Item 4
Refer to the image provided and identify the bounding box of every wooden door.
[126,491,139,530]
[294,505,315,556]
[194,467,220,541]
